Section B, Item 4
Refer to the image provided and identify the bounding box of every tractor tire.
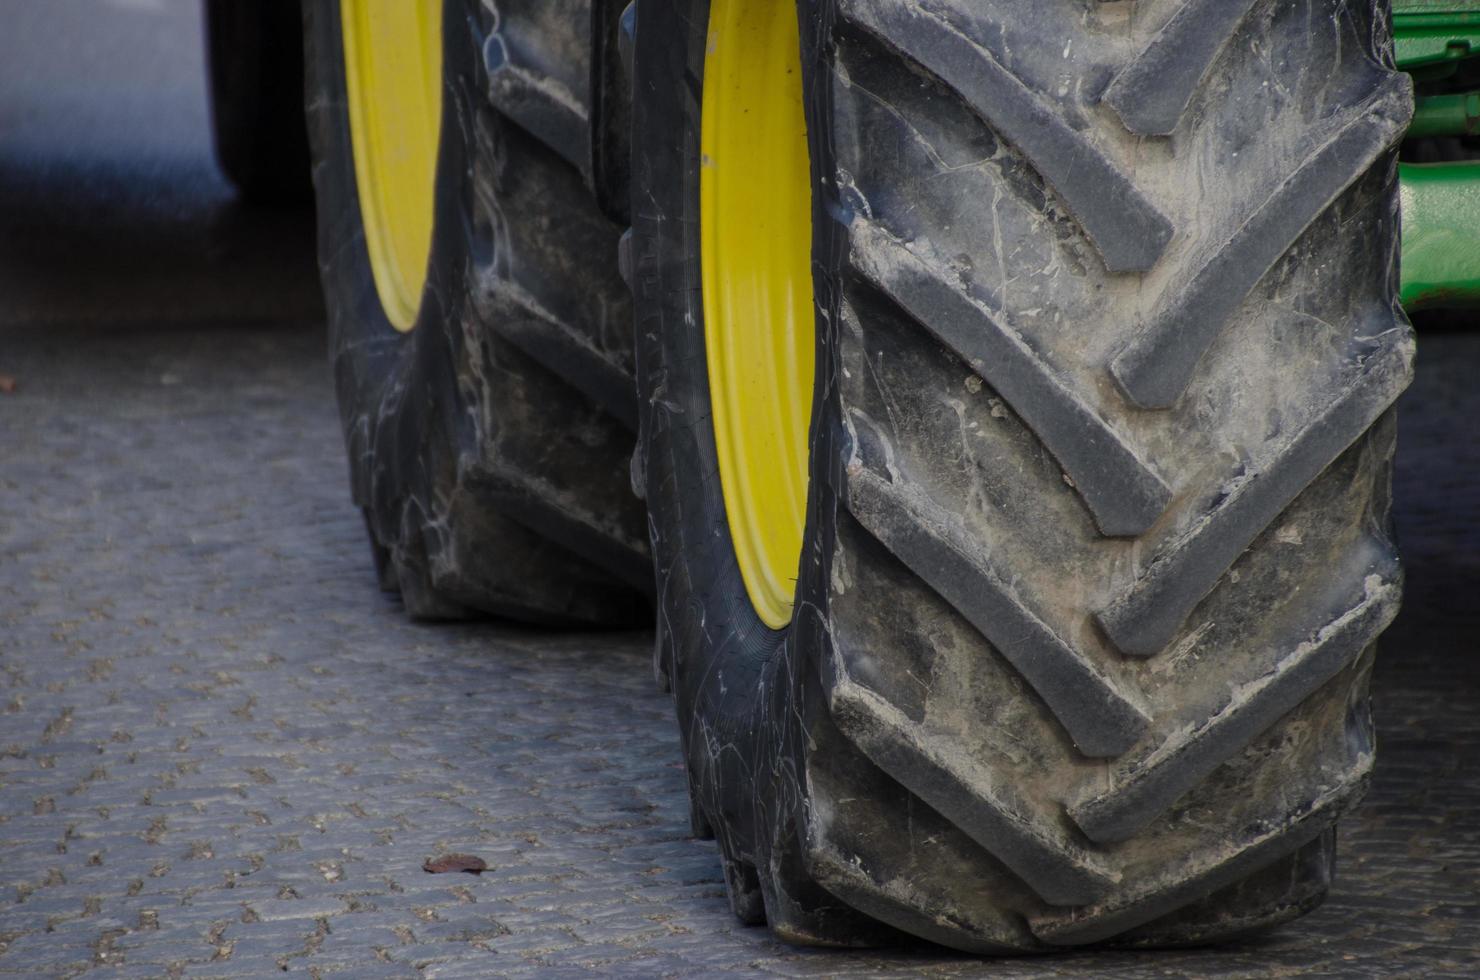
[633,0,1413,951]
[205,0,313,204]
[304,0,651,626]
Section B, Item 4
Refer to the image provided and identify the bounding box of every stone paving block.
[0,211,1478,980]
[0,937,95,974]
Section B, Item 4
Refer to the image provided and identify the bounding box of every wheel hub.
[341,0,443,331]
[701,0,816,629]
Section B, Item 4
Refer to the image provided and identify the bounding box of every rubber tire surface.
[304,0,651,626]
[633,0,1413,951]
[205,0,313,204]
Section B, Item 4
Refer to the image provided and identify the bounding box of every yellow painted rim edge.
[700,0,816,630]
[341,0,443,332]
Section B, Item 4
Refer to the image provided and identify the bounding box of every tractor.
[201,0,1480,952]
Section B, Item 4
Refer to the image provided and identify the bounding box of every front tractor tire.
[633,0,1412,951]
[303,0,651,625]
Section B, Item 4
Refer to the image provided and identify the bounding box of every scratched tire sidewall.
[633,0,850,890]
[303,0,488,599]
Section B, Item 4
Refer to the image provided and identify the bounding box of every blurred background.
[0,0,321,331]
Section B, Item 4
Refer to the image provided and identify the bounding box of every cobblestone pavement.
[2,1,1479,977]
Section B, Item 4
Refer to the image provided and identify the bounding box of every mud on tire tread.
[304,0,651,626]
[634,0,1411,951]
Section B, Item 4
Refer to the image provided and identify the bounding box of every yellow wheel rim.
[701,0,816,629]
[341,0,443,332]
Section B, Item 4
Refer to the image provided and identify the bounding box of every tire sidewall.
[632,0,843,860]
[303,0,483,535]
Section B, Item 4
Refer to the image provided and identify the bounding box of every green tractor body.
[1397,0,1480,308]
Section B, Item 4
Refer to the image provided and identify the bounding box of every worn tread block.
[1074,537,1399,843]
[844,461,1150,758]
[1110,75,1413,409]
[1099,328,1413,658]
[1101,0,1262,137]
[841,0,1175,274]
[851,219,1172,537]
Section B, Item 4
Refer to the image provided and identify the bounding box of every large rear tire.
[304,0,651,625]
[633,0,1413,950]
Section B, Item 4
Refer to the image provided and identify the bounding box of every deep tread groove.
[1110,74,1413,409]
[1098,327,1413,658]
[472,465,653,591]
[844,462,1150,757]
[1073,537,1399,843]
[798,715,1043,953]
[851,219,1172,537]
[1032,758,1371,945]
[840,0,1175,274]
[827,676,1118,907]
[476,274,639,431]
[1101,0,1262,137]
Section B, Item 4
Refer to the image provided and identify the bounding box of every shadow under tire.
[304,0,651,626]
[633,0,1412,951]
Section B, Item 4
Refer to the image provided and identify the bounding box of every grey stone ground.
[1,0,1478,976]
